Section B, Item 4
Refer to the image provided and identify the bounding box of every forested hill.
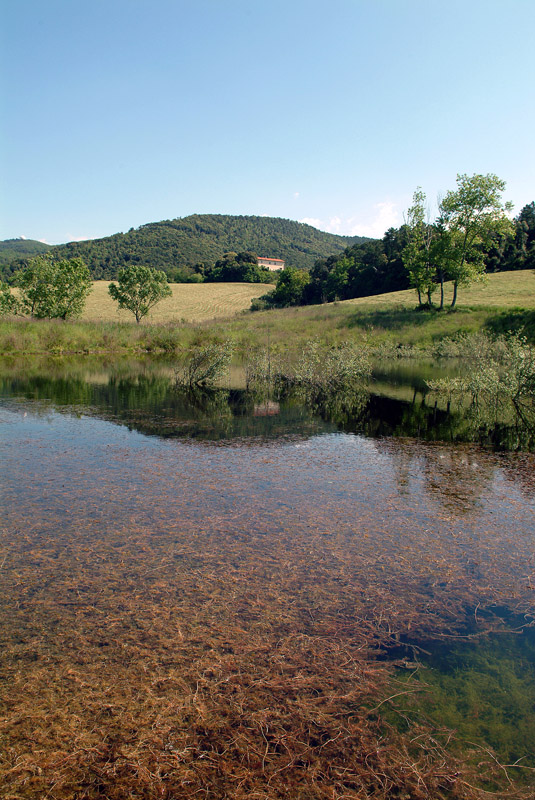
[0,238,51,264]
[2,215,368,280]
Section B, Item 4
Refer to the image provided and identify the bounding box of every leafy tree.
[429,217,454,310]
[15,254,92,319]
[484,201,535,273]
[518,202,535,270]
[269,267,310,307]
[108,264,172,323]
[324,256,352,301]
[511,202,535,271]
[402,188,437,307]
[0,282,22,315]
[439,173,513,308]
[165,264,203,283]
[203,251,274,283]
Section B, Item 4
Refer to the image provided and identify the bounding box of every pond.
[1,356,534,799]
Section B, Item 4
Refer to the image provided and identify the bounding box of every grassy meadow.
[82,281,273,323]
[217,269,535,351]
[1,271,534,355]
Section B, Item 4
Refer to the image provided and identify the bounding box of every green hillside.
[0,238,51,266]
[11,215,367,280]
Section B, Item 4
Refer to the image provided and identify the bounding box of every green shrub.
[176,340,234,387]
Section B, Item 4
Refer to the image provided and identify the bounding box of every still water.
[1,358,534,798]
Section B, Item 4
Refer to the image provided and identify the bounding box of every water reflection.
[0,371,334,443]
[1,357,535,797]
[1,356,535,450]
[376,438,497,514]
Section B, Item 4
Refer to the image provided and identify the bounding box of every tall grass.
[2,271,534,356]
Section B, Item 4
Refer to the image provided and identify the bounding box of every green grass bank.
[1,271,534,356]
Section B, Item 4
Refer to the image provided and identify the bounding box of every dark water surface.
[1,358,535,797]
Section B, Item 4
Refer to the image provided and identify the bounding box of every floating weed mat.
[1,409,535,798]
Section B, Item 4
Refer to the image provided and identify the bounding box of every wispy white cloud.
[325,216,342,233]
[299,202,401,238]
[65,234,95,242]
[347,202,401,237]
[18,234,51,244]
[299,217,324,229]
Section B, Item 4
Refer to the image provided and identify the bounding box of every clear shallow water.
[2,396,534,559]
[1,361,535,796]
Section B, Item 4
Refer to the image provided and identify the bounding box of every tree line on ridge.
[1,175,534,322]
[257,175,534,310]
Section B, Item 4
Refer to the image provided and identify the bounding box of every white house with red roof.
[257,256,285,271]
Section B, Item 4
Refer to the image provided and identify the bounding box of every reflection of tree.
[1,361,534,453]
[420,445,495,514]
[283,385,369,428]
[376,439,496,515]
[0,371,331,445]
[426,334,535,450]
[381,442,413,496]
[501,453,535,501]
[335,394,458,441]
[117,386,236,439]
[108,374,171,412]
[344,392,535,452]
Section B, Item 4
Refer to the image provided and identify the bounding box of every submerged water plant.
[274,339,371,399]
[427,332,535,419]
[176,339,234,387]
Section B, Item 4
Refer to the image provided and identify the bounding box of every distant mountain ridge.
[0,238,51,265]
[1,215,371,280]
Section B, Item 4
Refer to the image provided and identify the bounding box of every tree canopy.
[108,265,172,323]
[438,173,513,307]
[402,188,436,307]
[1,215,369,281]
[270,267,311,307]
[202,251,274,283]
[8,255,92,319]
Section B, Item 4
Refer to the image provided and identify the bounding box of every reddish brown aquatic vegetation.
[1,406,534,799]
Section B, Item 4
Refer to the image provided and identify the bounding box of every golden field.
[343,269,535,310]
[82,281,273,323]
[1,272,534,355]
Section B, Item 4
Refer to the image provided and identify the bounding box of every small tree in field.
[108,265,172,323]
[402,187,436,307]
[403,174,514,309]
[439,173,513,308]
[16,254,92,319]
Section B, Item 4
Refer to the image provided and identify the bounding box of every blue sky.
[1,0,534,244]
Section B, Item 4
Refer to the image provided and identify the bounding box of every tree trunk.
[451,281,458,309]
[439,273,444,310]
[427,287,433,307]
[417,287,422,306]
